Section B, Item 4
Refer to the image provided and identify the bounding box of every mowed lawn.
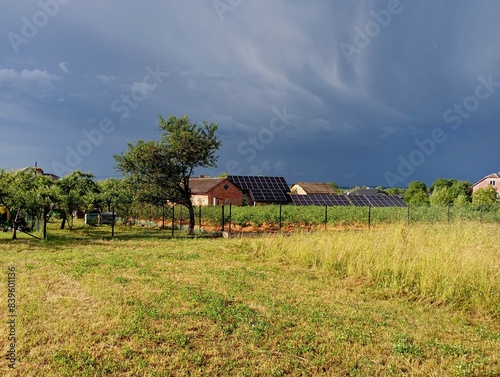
[0,223,499,376]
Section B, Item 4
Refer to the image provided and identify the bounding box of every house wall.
[473,178,500,196]
[290,185,307,195]
[191,194,210,206]
[191,180,243,206]
[208,182,243,206]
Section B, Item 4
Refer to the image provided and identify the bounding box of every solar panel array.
[290,194,351,206]
[291,194,407,207]
[228,176,407,207]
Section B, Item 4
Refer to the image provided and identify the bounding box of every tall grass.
[237,222,500,315]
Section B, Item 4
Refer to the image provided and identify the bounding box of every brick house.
[472,172,500,196]
[189,177,243,206]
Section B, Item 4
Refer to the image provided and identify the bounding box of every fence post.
[324,205,328,230]
[171,206,175,238]
[407,205,410,225]
[199,205,202,233]
[43,206,48,240]
[279,204,282,232]
[368,206,371,229]
[480,205,483,223]
[111,205,115,238]
[162,205,165,229]
[447,204,451,222]
[221,204,225,232]
[229,203,232,235]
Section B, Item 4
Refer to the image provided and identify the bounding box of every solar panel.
[366,195,407,207]
[290,194,351,206]
[347,195,371,207]
[327,195,352,206]
[229,176,290,192]
[250,189,289,203]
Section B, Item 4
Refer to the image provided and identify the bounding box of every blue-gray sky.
[1,0,499,187]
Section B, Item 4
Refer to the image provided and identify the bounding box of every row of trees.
[0,169,136,238]
[0,115,221,237]
[403,179,497,206]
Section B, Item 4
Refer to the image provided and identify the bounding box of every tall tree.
[115,114,221,235]
[404,181,429,205]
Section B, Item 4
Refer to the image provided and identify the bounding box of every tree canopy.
[404,181,429,205]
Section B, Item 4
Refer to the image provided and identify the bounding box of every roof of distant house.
[188,177,229,194]
[19,166,60,180]
[473,172,500,186]
[291,182,337,194]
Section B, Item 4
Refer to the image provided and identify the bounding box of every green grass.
[0,222,499,376]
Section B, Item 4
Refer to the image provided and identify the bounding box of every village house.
[472,172,500,197]
[189,177,243,206]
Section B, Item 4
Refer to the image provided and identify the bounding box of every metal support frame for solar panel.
[346,195,372,207]
[366,195,407,207]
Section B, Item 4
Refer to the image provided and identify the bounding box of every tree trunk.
[187,202,195,235]
[60,213,66,230]
[12,212,19,240]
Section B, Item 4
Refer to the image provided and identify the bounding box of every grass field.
[1,221,499,376]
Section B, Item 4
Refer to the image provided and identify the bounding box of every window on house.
[490,180,496,186]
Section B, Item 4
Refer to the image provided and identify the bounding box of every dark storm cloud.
[1,0,499,186]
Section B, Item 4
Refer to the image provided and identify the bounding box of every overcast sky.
[1,0,500,187]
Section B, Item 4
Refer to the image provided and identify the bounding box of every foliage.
[453,193,470,207]
[96,178,134,215]
[429,186,454,206]
[430,178,472,203]
[472,185,498,206]
[0,168,54,237]
[327,181,340,193]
